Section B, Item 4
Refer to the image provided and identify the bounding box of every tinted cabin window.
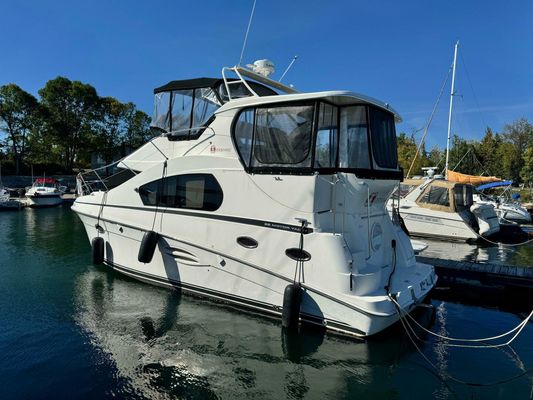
[138,174,223,211]
[138,180,159,205]
[314,103,338,168]
[339,106,370,169]
[419,186,450,207]
[252,105,314,167]
[369,108,398,169]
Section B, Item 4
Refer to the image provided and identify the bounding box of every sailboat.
[390,42,500,242]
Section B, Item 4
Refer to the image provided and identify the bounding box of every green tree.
[501,118,533,183]
[38,77,99,171]
[520,146,533,186]
[0,84,40,174]
[124,107,152,149]
[95,97,132,164]
[477,128,502,176]
[398,132,429,177]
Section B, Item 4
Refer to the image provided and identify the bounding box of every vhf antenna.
[279,55,298,82]
[238,0,257,66]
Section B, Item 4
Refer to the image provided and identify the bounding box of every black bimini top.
[154,78,223,93]
[153,77,278,98]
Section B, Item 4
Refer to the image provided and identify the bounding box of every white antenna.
[279,55,298,82]
[238,0,257,66]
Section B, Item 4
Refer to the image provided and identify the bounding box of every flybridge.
[150,70,286,136]
[150,63,299,139]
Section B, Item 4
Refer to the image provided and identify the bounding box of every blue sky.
[1,0,531,149]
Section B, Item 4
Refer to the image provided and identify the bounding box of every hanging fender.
[138,231,160,263]
[91,237,104,265]
[282,283,302,330]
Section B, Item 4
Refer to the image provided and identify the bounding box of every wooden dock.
[417,255,533,290]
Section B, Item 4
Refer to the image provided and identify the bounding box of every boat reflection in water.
[74,267,435,399]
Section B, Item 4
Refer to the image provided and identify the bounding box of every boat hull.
[74,206,436,338]
[26,194,63,207]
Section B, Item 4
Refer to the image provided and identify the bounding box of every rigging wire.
[459,48,488,130]
[406,66,452,178]
[238,0,257,66]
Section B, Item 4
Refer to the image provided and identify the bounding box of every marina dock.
[417,255,533,292]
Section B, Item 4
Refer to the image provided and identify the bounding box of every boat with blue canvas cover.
[474,181,531,225]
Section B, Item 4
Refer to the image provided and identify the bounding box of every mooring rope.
[390,295,533,348]
[389,294,533,387]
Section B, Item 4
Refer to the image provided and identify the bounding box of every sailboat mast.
[445,41,459,180]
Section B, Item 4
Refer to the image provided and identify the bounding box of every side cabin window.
[151,88,221,140]
[419,186,450,207]
[138,174,223,211]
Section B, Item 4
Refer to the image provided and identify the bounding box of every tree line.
[0,77,154,175]
[397,118,533,186]
[2,78,532,185]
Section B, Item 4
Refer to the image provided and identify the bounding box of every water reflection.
[74,267,426,399]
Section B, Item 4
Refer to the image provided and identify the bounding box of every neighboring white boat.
[474,181,531,225]
[72,64,436,337]
[25,177,63,207]
[393,178,500,242]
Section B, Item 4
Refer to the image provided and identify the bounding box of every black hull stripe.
[106,260,366,337]
[75,208,388,319]
[75,200,313,234]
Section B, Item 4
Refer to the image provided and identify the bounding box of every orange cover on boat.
[446,170,501,185]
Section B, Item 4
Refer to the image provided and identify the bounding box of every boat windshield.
[152,88,221,138]
[233,101,400,177]
[34,179,58,188]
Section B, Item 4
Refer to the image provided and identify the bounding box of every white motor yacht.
[25,177,63,207]
[392,178,500,242]
[72,64,436,337]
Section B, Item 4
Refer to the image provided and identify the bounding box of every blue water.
[0,207,532,399]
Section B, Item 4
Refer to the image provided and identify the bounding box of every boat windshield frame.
[231,99,402,180]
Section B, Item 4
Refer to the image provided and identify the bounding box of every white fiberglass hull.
[26,194,63,207]
[74,203,435,338]
[399,209,478,241]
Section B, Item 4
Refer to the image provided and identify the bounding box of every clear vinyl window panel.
[151,92,171,131]
[252,105,314,167]
[339,106,370,169]
[419,186,450,207]
[314,103,338,168]
[151,89,221,138]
